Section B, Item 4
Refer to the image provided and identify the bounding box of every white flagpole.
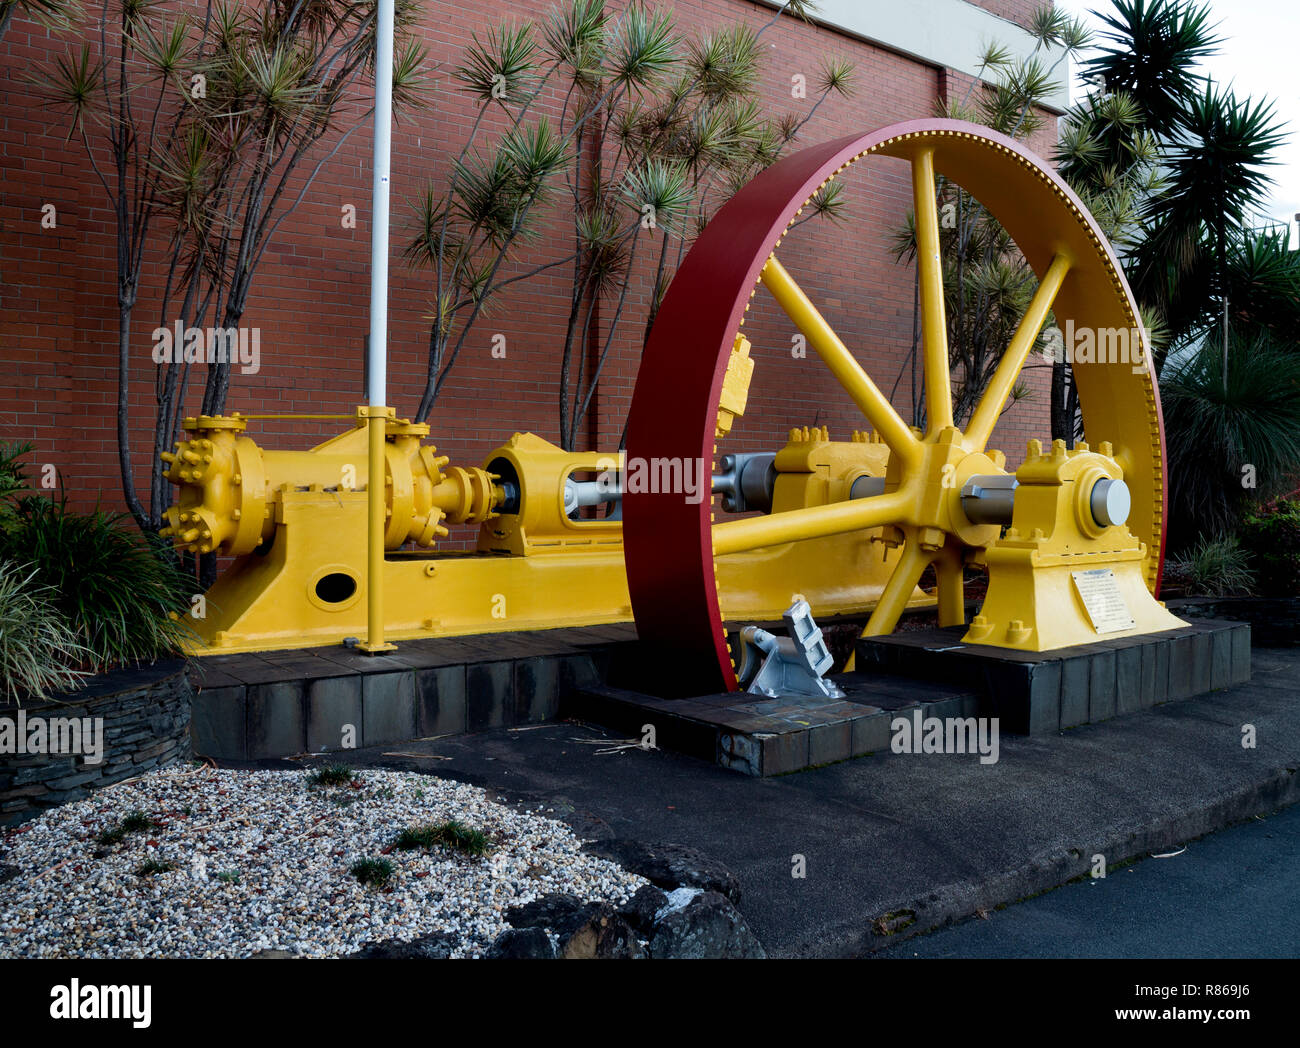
[361,0,396,653]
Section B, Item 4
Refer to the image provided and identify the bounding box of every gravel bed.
[0,764,645,958]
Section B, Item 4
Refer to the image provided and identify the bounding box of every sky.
[1054,0,1300,246]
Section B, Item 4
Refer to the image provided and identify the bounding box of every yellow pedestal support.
[964,439,1184,651]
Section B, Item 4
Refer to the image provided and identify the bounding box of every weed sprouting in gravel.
[306,764,359,789]
[350,857,395,889]
[96,811,160,846]
[215,870,240,884]
[135,859,177,877]
[394,819,492,857]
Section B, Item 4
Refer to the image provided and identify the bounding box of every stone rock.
[505,892,586,935]
[557,903,645,959]
[346,931,458,959]
[618,883,670,934]
[504,893,645,958]
[486,927,556,959]
[582,839,742,905]
[249,949,294,959]
[647,890,766,959]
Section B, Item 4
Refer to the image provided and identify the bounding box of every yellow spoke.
[861,534,931,637]
[761,255,922,470]
[911,148,952,435]
[965,252,1072,451]
[712,489,910,558]
[934,545,965,627]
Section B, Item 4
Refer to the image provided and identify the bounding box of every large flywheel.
[623,119,1168,695]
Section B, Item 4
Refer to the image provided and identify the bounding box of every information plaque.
[1071,568,1136,634]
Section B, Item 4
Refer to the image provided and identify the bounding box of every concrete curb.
[856,765,1300,954]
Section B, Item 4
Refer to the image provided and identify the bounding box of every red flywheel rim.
[624,119,1168,697]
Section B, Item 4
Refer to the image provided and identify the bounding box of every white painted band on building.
[753,0,1069,112]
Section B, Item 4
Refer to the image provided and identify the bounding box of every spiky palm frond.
[1058,16,1093,53]
[403,183,453,268]
[1082,0,1221,138]
[974,40,1014,74]
[234,40,325,123]
[1027,4,1072,48]
[804,181,846,224]
[687,23,758,103]
[503,116,568,191]
[452,148,527,244]
[775,0,819,21]
[36,43,103,137]
[453,20,541,104]
[608,2,677,90]
[1160,83,1283,231]
[622,157,690,236]
[136,13,193,82]
[542,0,608,83]
[576,207,631,296]
[392,37,432,114]
[0,0,80,38]
[1221,228,1300,336]
[150,123,215,232]
[976,56,1054,137]
[816,57,855,97]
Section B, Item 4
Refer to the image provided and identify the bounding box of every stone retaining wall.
[0,661,193,827]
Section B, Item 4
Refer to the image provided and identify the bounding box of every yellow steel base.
[961,439,1184,651]
[965,546,1183,651]
[185,486,930,654]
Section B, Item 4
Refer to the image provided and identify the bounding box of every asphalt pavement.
[877,801,1300,958]
[256,647,1300,958]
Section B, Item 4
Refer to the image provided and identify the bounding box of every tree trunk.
[117,304,149,531]
[1049,359,1066,442]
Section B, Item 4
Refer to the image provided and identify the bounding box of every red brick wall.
[0,0,1057,519]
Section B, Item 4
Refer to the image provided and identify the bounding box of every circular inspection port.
[314,572,358,605]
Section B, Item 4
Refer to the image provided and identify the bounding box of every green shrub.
[0,494,193,671]
[1167,535,1255,597]
[1240,497,1300,597]
[1161,332,1300,547]
[0,441,32,531]
[0,561,89,704]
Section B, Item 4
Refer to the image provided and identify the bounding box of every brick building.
[0,0,1063,525]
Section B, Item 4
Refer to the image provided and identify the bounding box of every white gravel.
[0,764,645,958]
